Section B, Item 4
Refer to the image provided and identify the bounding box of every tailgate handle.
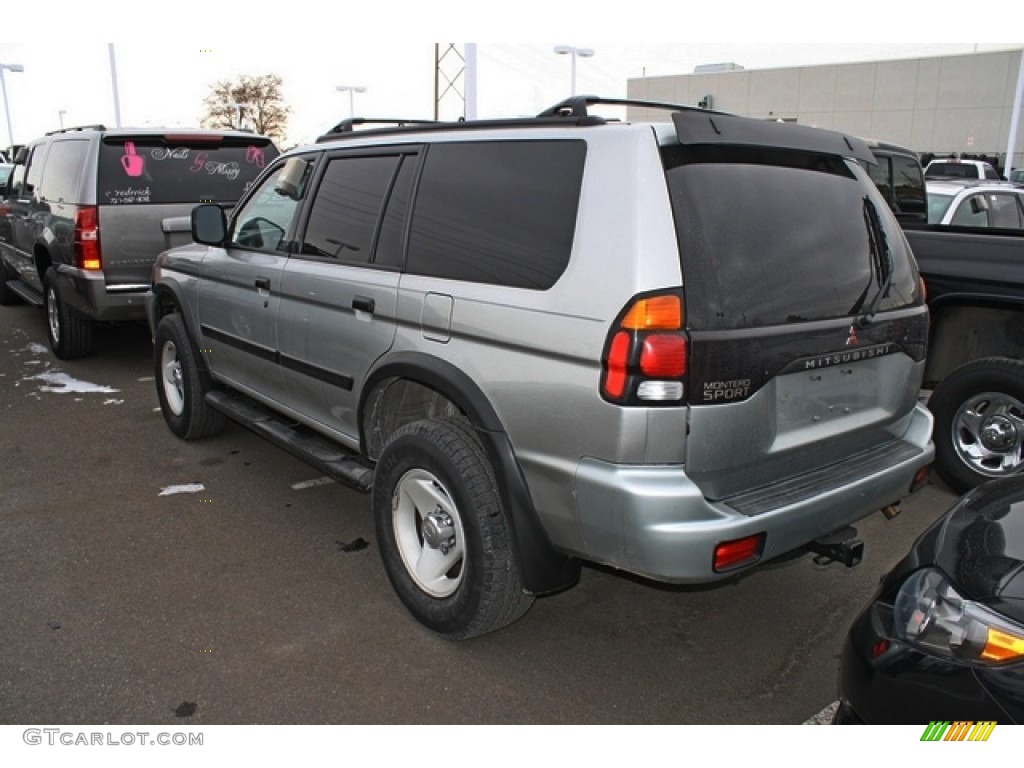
[352,296,375,314]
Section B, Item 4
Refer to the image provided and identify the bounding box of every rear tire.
[929,357,1024,493]
[44,268,93,359]
[372,418,533,639]
[154,313,226,440]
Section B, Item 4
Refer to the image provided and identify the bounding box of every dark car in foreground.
[835,476,1024,724]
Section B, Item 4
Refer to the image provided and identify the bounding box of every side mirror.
[274,157,309,201]
[191,204,227,246]
[969,194,991,214]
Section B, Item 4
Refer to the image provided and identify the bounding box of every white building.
[626,47,1024,171]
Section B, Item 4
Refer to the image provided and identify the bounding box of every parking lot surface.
[0,302,954,724]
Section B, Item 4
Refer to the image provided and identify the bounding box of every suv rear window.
[664,145,920,330]
[98,137,278,206]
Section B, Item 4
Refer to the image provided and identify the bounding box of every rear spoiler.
[672,110,876,164]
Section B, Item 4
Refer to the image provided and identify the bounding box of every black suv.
[0,125,278,357]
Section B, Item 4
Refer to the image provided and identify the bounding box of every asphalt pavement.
[0,301,955,724]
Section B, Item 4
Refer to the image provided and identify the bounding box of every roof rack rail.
[323,118,440,135]
[536,95,707,118]
[45,124,107,136]
[315,112,608,143]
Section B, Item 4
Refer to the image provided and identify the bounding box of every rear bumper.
[573,403,934,583]
[55,264,149,322]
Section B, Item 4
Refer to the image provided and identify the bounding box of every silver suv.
[147,97,935,639]
[0,125,278,358]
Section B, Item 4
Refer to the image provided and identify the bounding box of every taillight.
[600,291,688,405]
[74,206,101,271]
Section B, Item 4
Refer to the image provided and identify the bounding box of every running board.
[205,390,374,492]
[6,279,44,306]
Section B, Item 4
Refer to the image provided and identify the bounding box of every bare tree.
[202,74,289,143]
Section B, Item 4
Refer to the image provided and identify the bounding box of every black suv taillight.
[73,205,101,271]
[601,291,688,405]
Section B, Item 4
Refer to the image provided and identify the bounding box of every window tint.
[230,162,306,253]
[376,155,417,269]
[300,154,401,263]
[892,155,926,217]
[98,137,278,206]
[23,144,48,198]
[40,139,88,202]
[406,140,585,289]
[663,145,919,330]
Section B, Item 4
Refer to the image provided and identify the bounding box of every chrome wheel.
[952,391,1024,479]
[160,339,186,417]
[46,286,60,346]
[391,468,466,598]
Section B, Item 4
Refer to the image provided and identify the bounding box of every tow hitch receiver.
[809,526,863,567]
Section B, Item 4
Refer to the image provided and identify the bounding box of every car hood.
[924,476,1024,623]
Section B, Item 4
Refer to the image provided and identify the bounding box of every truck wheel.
[44,268,93,359]
[929,357,1024,493]
[154,313,226,440]
[372,418,533,639]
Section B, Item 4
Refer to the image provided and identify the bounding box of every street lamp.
[553,45,594,96]
[228,102,251,130]
[1,62,25,148]
[336,85,367,119]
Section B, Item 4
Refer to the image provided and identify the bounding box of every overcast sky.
[2,5,1021,149]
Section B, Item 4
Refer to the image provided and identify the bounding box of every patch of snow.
[26,371,119,394]
[158,483,206,497]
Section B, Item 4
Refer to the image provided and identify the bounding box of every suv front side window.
[230,162,307,253]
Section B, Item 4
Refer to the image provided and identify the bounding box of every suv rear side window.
[300,154,403,264]
[98,137,278,206]
[39,139,88,203]
[664,145,920,330]
[405,140,585,289]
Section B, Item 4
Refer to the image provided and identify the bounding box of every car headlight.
[893,568,1024,664]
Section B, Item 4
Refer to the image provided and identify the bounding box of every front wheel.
[929,357,1024,493]
[372,418,533,639]
[154,313,226,440]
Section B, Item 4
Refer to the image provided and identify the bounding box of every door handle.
[254,277,271,291]
[352,296,375,314]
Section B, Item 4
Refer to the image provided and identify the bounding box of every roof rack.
[315,111,608,143]
[313,96,712,145]
[45,124,107,136]
[536,95,708,118]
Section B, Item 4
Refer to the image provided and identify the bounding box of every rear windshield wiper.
[853,196,894,328]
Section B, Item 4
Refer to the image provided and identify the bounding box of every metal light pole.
[336,85,367,118]
[553,45,594,96]
[0,62,25,147]
[228,102,251,130]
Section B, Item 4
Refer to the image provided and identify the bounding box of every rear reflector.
[910,465,930,493]
[713,533,765,572]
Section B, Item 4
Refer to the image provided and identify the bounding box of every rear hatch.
[96,132,279,286]
[664,112,927,501]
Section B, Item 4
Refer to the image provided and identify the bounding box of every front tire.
[372,418,533,639]
[154,313,226,440]
[44,268,93,359]
[929,357,1024,493]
